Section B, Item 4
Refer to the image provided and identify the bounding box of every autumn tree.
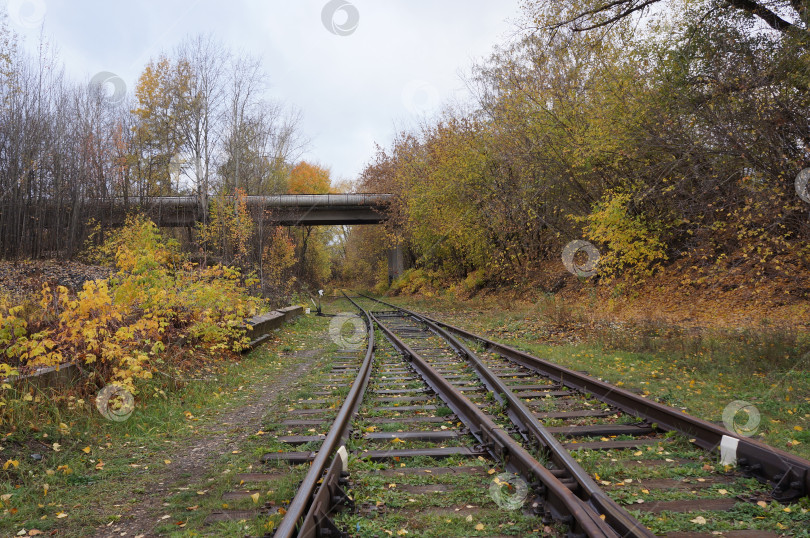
[0,16,132,257]
[127,35,308,290]
[173,35,228,212]
[0,25,306,274]
[132,56,186,196]
[286,162,334,283]
[261,226,297,302]
[131,35,303,203]
[348,0,809,293]
[197,188,254,267]
[287,161,332,194]
[218,55,303,197]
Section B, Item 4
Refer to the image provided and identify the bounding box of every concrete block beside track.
[243,305,304,352]
[5,362,83,390]
[277,305,303,321]
[245,311,286,340]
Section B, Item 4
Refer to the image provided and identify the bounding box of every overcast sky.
[5,0,522,184]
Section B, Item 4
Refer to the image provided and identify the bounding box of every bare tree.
[174,35,227,217]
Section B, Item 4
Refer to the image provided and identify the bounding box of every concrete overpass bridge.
[4,193,404,280]
[92,193,392,227]
[98,193,404,280]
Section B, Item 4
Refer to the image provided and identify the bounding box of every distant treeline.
[0,19,302,259]
[345,0,810,291]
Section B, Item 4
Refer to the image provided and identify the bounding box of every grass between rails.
[570,437,810,533]
[383,293,810,461]
[337,458,544,538]
[6,289,807,536]
[366,293,810,533]
[0,312,327,537]
[333,329,557,537]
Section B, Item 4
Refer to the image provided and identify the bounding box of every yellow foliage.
[287,161,332,194]
[197,189,254,264]
[1,215,265,396]
[262,227,297,298]
[582,191,667,280]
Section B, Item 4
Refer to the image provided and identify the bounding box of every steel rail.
[411,311,653,537]
[360,294,810,502]
[362,296,651,536]
[367,308,619,537]
[274,295,375,538]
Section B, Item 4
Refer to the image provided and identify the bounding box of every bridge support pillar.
[387,245,404,284]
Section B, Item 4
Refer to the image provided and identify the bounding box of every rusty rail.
[410,312,654,537]
[360,294,810,503]
[368,309,619,537]
[273,295,375,538]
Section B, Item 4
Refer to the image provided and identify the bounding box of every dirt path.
[93,352,320,538]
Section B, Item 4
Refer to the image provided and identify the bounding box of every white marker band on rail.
[719,435,739,466]
[337,445,349,473]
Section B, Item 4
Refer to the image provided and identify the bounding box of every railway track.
[223,295,810,537]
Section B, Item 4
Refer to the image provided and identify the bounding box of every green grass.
[386,294,810,461]
[0,312,329,537]
[151,297,367,536]
[377,293,810,534]
[7,292,805,536]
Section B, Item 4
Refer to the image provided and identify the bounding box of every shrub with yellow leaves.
[581,190,667,281]
[0,214,266,398]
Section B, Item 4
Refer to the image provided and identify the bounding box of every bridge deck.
[8,194,392,227]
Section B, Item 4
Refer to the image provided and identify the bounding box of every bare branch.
[542,0,805,34]
[725,0,800,32]
[571,0,662,31]
[548,0,655,30]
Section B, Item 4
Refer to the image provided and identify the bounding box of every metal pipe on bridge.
[4,193,393,228]
[101,193,391,207]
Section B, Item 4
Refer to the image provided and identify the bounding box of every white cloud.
[9,0,520,182]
